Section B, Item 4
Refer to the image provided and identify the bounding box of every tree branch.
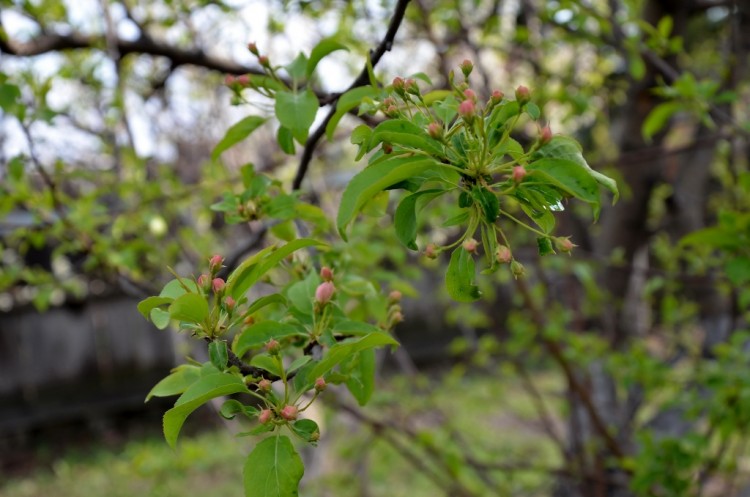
[291,0,412,190]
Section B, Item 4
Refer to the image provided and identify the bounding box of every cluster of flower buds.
[314,267,336,312]
[386,290,404,328]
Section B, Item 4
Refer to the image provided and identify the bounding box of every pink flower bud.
[391,310,404,325]
[212,277,225,293]
[258,55,269,67]
[224,296,236,311]
[463,88,477,102]
[383,97,395,107]
[209,254,224,272]
[512,165,527,183]
[258,409,273,424]
[280,405,298,421]
[458,99,475,119]
[236,74,250,86]
[427,122,443,139]
[459,59,473,77]
[315,281,335,305]
[320,266,334,282]
[405,78,420,95]
[384,105,399,117]
[424,244,438,259]
[224,74,236,86]
[392,76,405,93]
[462,238,478,253]
[198,274,210,290]
[314,377,327,392]
[491,89,504,103]
[388,290,402,303]
[554,237,576,253]
[540,125,552,145]
[257,379,272,392]
[515,85,530,105]
[495,245,512,264]
[265,339,281,355]
[510,260,525,278]
[247,42,259,55]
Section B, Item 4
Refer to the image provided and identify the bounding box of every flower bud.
[224,74,236,86]
[265,339,281,355]
[540,125,552,145]
[314,377,327,392]
[490,89,504,103]
[554,237,576,253]
[236,74,250,86]
[258,409,273,424]
[198,274,211,291]
[515,85,530,105]
[427,122,443,140]
[384,105,399,118]
[463,88,477,102]
[382,142,393,154]
[510,260,525,278]
[257,379,272,392]
[458,99,476,120]
[247,42,259,55]
[258,55,270,67]
[388,290,402,304]
[315,281,336,305]
[390,310,404,325]
[392,76,405,94]
[405,78,420,95]
[459,59,473,78]
[383,97,396,107]
[495,245,512,264]
[212,277,226,293]
[320,266,334,282]
[209,254,224,272]
[280,405,298,421]
[512,165,527,183]
[424,244,438,259]
[462,238,478,253]
[224,296,236,311]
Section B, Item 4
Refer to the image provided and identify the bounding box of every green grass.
[1,370,565,497]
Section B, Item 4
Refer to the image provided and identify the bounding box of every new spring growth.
[212,277,226,293]
[265,339,281,355]
[224,74,236,86]
[209,254,224,273]
[388,290,402,304]
[463,88,477,102]
[463,238,478,254]
[460,59,473,78]
[392,76,406,96]
[247,42,259,55]
[495,245,512,264]
[490,89,504,104]
[198,274,211,292]
[258,409,273,424]
[224,296,236,311]
[458,99,476,121]
[427,122,443,140]
[540,125,552,145]
[320,266,334,282]
[510,260,525,278]
[554,237,576,254]
[405,78,420,96]
[258,55,270,67]
[515,85,531,105]
[513,165,527,183]
[257,379,272,393]
[280,405,298,421]
[315,281,335,305]
[424,244,438,259]
[314,377,327,392]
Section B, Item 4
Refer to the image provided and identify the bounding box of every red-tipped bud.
[495,245,512,264]
[212,277,226,293]
[265,339,281,355]
[462,238,478,253]
[236,74,250,86]
[463,88,477,102]
[209,254,224,272]
[554,237,576,253]
[280,405,298,421]
[390,310,404,325]
[383,97,396,107]
[257,379,272,392]
[224,74,236,86]
[388,290,402,303]
[424,244,438,259]
[258,55,270,67]
[320,266,334,282]
[515,85,530,105]
[510,260,525,278]
[512,165,527,183]
[491,89,504,103]
[247,42,259,55]
[427,122,443,139]
[384,105,399,118]
[540,125,552,145]
[224,296,236,311]
[315,281,336,305]
[459,59,473,77]
[458,99,476,119]
[198,274,211,291]
[382,142,393,154]
[405,78,419,95]
[392,76,405,93]
[314,377,327,392]
[258,409,273,424]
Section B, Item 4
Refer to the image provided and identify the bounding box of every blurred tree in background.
[1,0,749,496]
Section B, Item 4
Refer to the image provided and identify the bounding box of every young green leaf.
[325,86,380,140]
[307,38,349,77]
[212,116,268,161]
[536,237,555,256]
[471,186,499,223]
[145,365,201,402]
[244,435,304,497]
[275,89,318,137]
[344,349,376,406]
[277,126,296,154]
[291,419,320,444]
[209,341,229,370]
[368,119,445,157]
[446,247,482,302]
[234,321,307,356]
[526,158,601,213]
[168,293,209,323]
[394,189,444,250]
[137,296,173,319]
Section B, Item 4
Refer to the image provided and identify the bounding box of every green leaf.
[394,189,444,250]
[0,83,21,113]
[291,419,320,444]
[277,126,296,154]
[227,239,325,300]
[446,247,481,302]
[163,373,249,447]
[244,436,304,497]
[287,355,312,374]
[303,332,398,388]
[307,38,348,77]
[275,89,319,136]
[145,365,201,402]
[246,293,287,316]
[285,52,309,84]
[150,308,171,329]
[536,237,555,256]
[212,116,268,161]
[325,86,379,140]
[138,296,173,319]
[159,278,199,299]
[526,158,601,214]
[368,119,445,157]
[642,101,681,141]
[337,155,447,240]
[471,186,499,223]
[234,321,306,356]
[209,341,229,370]
[286,272,319,314]
[219,399,258,420]
[345,349,376,406]
[249,354,282,378]
[168,293,209,323]
[525,102,541,120]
